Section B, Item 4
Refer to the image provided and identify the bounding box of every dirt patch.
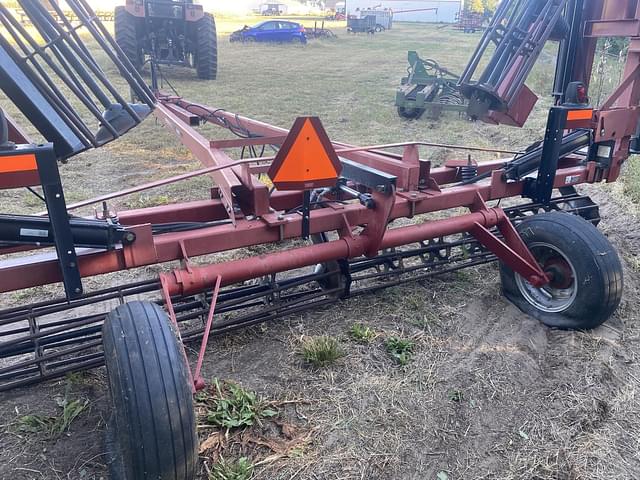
[0,374,110,480]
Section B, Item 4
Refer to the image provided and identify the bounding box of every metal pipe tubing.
[162,209,501,296]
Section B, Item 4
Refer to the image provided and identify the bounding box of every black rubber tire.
[397,106,425,119]
[105,413,127,480]
[195,13,218,80]
[114,6,142,71]
[500,212,623,330]
[103,301,198,480]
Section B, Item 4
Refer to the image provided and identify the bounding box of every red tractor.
[115,0,217,80]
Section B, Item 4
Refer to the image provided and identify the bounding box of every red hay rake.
[0,0,637,478]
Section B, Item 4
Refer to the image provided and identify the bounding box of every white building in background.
[201,0,324,15]
[346,0,463,23]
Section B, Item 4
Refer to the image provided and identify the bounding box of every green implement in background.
[395,51,468,120]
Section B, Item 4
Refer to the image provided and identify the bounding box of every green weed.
[301,335,342,367]
[385,336,414,365]
[17,396,89,437]
[65,371,88,385]
[348,323,376,343]
[209,456,253,480]
[448,389,464,402]
[200,379,277,430]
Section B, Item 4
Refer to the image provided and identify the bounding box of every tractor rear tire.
[114,6,142,71]
[103,301,198,480]
[195,13,218,80]
[500,212,623,330]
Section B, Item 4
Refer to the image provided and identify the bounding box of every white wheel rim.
[514,242,578,313]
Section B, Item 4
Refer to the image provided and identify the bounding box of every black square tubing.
[531,106,568,205]
[35,145,84,299]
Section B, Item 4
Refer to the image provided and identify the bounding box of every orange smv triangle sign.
[268,116,342,190]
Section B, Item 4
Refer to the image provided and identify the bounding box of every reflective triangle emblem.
[268,116,342,190]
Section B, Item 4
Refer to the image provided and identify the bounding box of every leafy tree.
[467,0,484,13]
[483,0,499,16]
[607,37,628,56]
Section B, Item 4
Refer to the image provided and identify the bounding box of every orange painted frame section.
[0,153,37,173]
[566,109,594,121]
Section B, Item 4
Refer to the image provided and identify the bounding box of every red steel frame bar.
[0,98,595,294]
[158,205,546,297]
[0,149,590,294]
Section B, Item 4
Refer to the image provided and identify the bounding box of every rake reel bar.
[0,0,154,159]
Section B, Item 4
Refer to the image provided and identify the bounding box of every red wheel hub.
[543,257,574,289]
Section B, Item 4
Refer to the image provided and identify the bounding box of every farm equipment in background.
[326,1,346,21]
[395,51,467,119]
[14,1,115,24]
[1,0,640,479]
[347,6,437,34]
[114,0,217,80]
[331,1,347,20]
[347,14,376,33]
[358,8,393,31]
[327,11,346,21]
[454,9,484,32]
[260,3,287,15]
[305,20,337,39]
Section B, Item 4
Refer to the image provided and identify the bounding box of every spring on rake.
[460,155,478,182]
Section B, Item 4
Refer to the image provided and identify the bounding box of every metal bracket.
[340,158,397,195]
[469,210,549,287]
[34,144,83,298]
[193,275,222,391]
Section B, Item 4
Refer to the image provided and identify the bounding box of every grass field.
[1,17,640,480]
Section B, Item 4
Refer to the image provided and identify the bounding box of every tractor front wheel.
[103,301,198,480]
[397,106,425,119]
[114,6,142,71]
[195,13,218,80]
[500,212,623,329]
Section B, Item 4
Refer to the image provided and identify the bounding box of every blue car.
[230,21,307,44]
